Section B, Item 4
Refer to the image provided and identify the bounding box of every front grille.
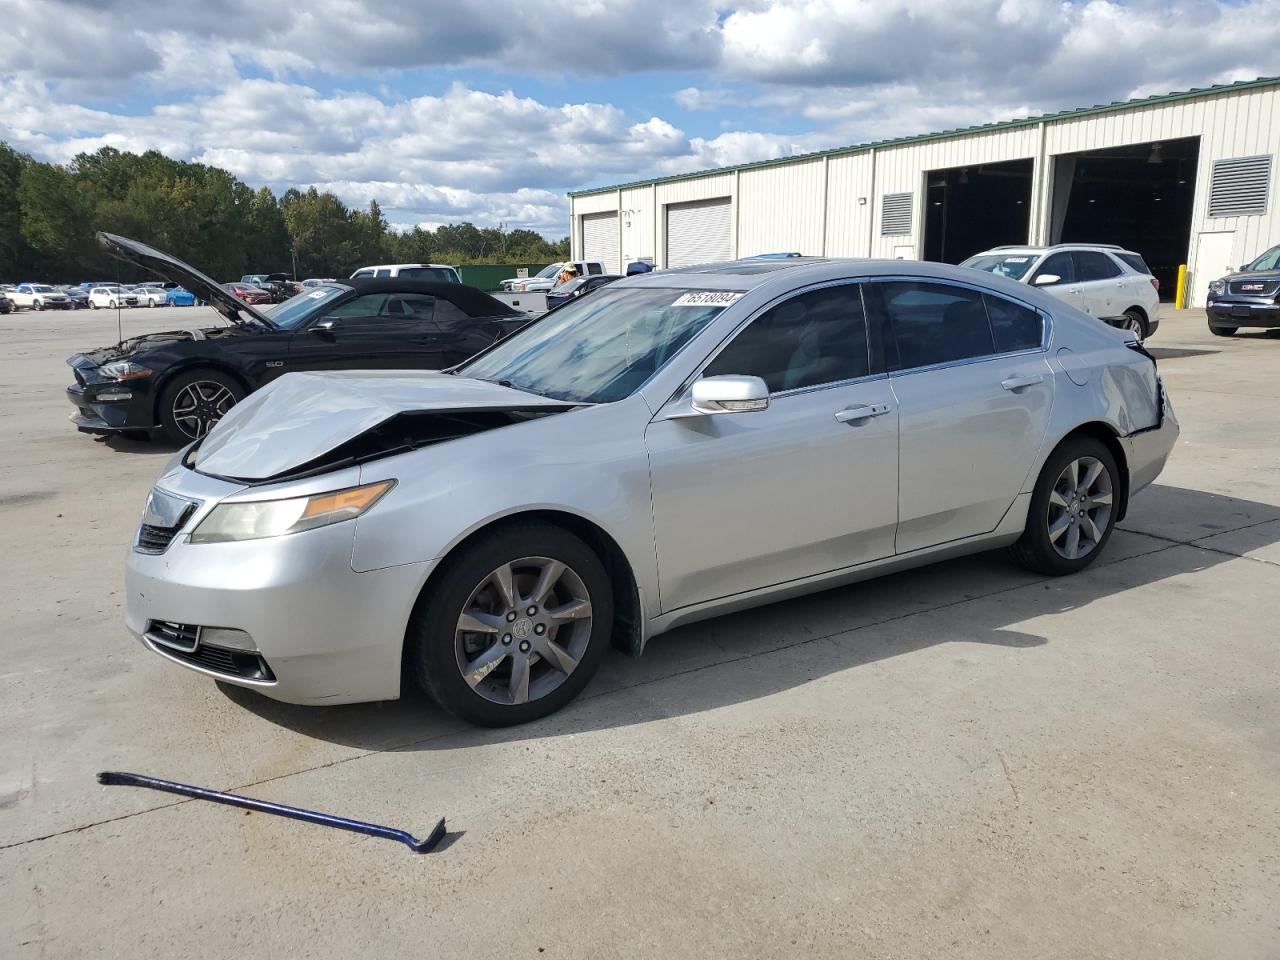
[1228,280,1280,298]
[146,621,276,682]
[137,523,182,552]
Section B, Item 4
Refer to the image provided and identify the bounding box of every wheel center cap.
[512,618,533,640]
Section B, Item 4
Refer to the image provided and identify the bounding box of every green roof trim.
[568,75,1280,198]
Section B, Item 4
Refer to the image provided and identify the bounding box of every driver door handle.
[835,403,892,423]
[1001,373,1044,391]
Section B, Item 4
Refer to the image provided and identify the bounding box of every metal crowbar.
[98,771,447,854]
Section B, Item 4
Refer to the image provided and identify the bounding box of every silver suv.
[963,244,1161,340]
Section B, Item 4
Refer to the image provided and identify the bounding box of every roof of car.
[337,277,521,316]
[978,244,1136,255]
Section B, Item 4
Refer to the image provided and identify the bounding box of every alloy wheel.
[454,557,593,706]
[170,380,237,440]
[1047,456,1113,560]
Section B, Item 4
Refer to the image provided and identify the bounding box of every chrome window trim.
[866,275,1052,377]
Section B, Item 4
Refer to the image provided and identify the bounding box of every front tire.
[33,300,43,311]
[1010,435,1119,576]
[157,369,244,444]
[406,522,614,726]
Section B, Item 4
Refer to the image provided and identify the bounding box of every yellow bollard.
[1175,264,1188,309]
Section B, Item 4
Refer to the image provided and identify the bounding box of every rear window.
[397,267,459,282]
[1117,253,1151,275]
[1075,251,1122,281]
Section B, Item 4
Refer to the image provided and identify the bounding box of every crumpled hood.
[194,370,576,481]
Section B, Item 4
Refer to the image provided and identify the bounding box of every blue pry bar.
[98,771,447,854]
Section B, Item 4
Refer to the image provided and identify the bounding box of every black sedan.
[67,233,531,444]
[1206,243,1280,336]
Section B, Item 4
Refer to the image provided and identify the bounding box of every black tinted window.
[1033,252,1075,285]
[705,284,869,392]
[983,295,1043,352]
[879,282,995,369]
[325,292,434,323]
[587,263,603,275]
[1074,251,1122,281]
[1117,253,1151,275]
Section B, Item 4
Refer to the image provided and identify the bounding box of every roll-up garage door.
[581,212,619,273]
[666,197,733,267]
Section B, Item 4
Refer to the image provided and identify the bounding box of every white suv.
[962,244,1161,339]
[349,263,461,283]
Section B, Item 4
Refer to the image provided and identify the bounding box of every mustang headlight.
[190,480,395,544]
[99,360,153,381]
[1208,279,1226,297]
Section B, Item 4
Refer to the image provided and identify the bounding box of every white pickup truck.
[500,261,606,292]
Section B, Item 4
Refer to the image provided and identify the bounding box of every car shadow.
[95,434,178,456]
[218,484,1280,752]
[1147,346,1220,360]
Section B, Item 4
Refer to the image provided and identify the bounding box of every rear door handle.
[1001,374,1044,391]
[834,403,892,423]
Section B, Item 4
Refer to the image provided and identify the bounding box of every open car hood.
[193,371,577,481]
[97,232,276,329]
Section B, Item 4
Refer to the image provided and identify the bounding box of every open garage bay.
[1,306,1278,958]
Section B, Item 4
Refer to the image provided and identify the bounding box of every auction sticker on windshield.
[672,291,744,307]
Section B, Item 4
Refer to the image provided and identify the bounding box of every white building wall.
[737,159,826,257]
[570,82,1280,296]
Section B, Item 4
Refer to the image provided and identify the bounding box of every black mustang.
[68,233,531,443]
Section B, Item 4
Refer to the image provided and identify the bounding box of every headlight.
[1208,279,1226,297]
[189,480,395,544]
[99,360,153,380]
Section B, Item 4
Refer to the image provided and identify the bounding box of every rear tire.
[1010,435,1120,576]
[1209,323,1237,337]
[406,522,614,726]
[157,369,245,444]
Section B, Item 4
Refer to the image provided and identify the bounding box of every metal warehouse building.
[568,77,1279,307]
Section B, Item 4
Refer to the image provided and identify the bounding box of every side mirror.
[311,318,339,339]
[690,375,770,415]
[1033,274,1060,286]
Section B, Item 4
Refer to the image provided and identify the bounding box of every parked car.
[242,273,298,302]
[58,285,90,309]
[133,286,168,308]
[0,291,11,314]
[88,286,140,309]
[10,283,73,310]
[545,273,622,310]
[350,263,461,283]
[122,256,1177,726]
[502,261,606,293]
[222,282,274,306]
[1205,243,1280,336]
[165,287,199,307]
[68,233,530,444]
[962,244,1161,339]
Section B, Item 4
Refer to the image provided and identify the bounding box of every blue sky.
[1,0,1276,237]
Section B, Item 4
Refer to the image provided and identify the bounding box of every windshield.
[32,284,54,292]
[534,263,563,279]
[265,285,349,330]
[460,287,734,404]
[961,253,1038,280]
[1244,245,1280,272]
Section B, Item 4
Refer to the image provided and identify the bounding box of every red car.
[221,282,274,306]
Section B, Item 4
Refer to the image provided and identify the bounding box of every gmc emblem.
[1240,283,1265,291]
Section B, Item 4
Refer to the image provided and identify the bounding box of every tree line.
[0,144,570,283]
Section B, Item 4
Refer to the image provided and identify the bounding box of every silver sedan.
[125,258,1178,725]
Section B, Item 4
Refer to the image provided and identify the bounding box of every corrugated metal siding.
[1207,155,1272,218]
[619,186,655,268]
[825,152,873,256]
[737,159,825,256]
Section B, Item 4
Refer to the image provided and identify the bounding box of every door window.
[983,295,1043,353]
[1073,251,1122,281]
[877,281,995,370]
[323,293,435,324]
[586,263,603,275]
[1031,252,1075,285]
[433,299,470,324]
[703,284,870,392]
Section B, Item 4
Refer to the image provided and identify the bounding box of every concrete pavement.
[1,306,1277,958]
